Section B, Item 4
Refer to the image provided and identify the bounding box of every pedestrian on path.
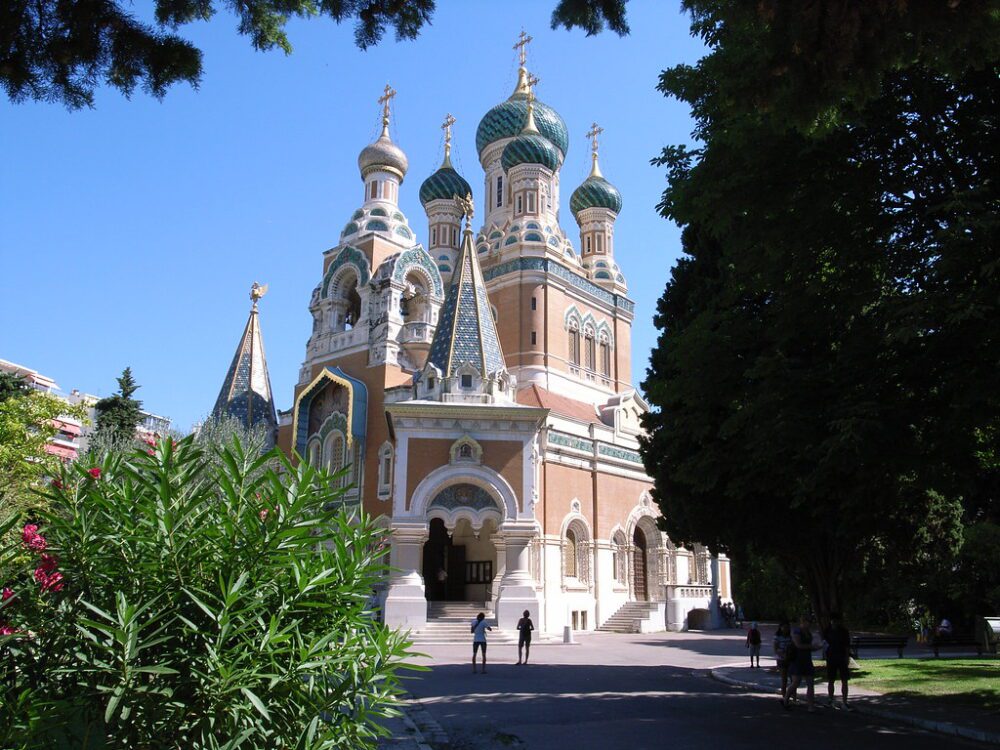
[773,619,792,697]
[822,612,853,711]
[516,610,534,665]
[746,621,762,667]
[471,612,492,674]
[783,614,822,712]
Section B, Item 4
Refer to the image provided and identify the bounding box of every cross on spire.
[586,122,605,178]
[586,122,604,156]
[514,30,533,68]
[378,83,397,128]
[441,113,456,166]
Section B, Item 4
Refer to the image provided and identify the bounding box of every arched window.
[585,333,596,371]
[527,192,536,213]
[325,433,346,488]
[568,328,580,366]
[600,340,611,377]
[565,528,578,577]
[431,227,437,246]
[307,440,321,467]
[496,176,503,208]
[612,530,627,584]
[563,518,591,583]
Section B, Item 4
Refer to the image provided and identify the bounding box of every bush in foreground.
[0,437,417,749]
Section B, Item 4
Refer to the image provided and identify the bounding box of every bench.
[929,635,983,657]
[849,635,908,659]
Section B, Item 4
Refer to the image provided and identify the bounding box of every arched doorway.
[633,526,649,601]
[422,519,463,601]
[422,518,498,602]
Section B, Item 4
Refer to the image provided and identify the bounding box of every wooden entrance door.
[633,527,648,601]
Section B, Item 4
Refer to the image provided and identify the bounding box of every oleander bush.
[0,436,416,749]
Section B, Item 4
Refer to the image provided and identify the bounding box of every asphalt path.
[400,630,983,750]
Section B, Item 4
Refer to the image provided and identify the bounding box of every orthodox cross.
[526,73,540,105]
[513,30,533,67]
[378,84,397,127]
[441,113,456,161]
[586,122,604,156]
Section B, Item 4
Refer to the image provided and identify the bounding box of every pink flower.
[147,449,156,456]
[259,509,269,521]
[87,467,102,479]
[44,572,64,592]
[144,438,156,448]
[22,524,45,551]
[0,625,18,636]
[2,587,14,602]
[38,554,58,573]
[51,478,64,490]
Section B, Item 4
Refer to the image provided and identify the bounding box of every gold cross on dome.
[526,73,540,104]
[378,84,397,126]
[514,30,533,67]
[441,113,456,146]
[586,122,604,155]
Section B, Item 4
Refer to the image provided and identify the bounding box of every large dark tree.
[641,2,998,623]
[1,0,628,109]
[94,367,144,443]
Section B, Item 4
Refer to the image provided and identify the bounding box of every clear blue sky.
[0,1,705,431]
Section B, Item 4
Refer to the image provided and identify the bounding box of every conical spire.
[212,282,277,441]
[425,195,506,379]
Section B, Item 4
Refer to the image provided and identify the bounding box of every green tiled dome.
[501,133,560,172]
[477,95,569,159]
[570,175,623,215]
[419,166,472,206]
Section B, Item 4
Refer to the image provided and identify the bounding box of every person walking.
[783,614,822,712]
[773,619,792,697]
[516,609,534,665]
[746,621,762,668]
[471,612,492,674]
[823,612,853,710]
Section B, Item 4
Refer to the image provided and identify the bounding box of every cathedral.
[212,36,730,636]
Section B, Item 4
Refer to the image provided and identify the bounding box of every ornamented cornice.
[483,257,635,313]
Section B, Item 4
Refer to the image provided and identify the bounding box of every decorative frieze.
[548,431,594,452]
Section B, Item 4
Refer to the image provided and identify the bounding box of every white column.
[495,522,541,629]
[383,521,429,630]
[489,532,507,614]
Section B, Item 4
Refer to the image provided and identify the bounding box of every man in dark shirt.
[823,612,853,710]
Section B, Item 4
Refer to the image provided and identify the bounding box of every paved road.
[401,630,983,750]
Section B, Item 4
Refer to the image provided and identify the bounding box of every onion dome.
[419,166,472,205]
[476,67,569,159]
[358,122,409,181]
[501,133,560,172]
[570,155,622,215]
[500,97,561,172]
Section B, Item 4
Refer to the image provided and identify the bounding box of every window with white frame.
[377,442,393,497]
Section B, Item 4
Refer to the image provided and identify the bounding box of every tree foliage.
[1,0,629,109]
[641,3,999,624]
[93,367,143,445]
[0,436,417,749]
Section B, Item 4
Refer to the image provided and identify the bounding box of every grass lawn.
[849,658,1000,712]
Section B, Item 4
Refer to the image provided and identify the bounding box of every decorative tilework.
[502,133,560,171]
[598,443,642,464]
[211,307,277,434]
[570,175,623,215]
[321,246,371,298]
[427,227,506,378]
[548,431,594,452]
[482,258,635,313]
[428,483,501,512]
[476,95,569,157]
[419,166,472,205]
[390,246,444,297]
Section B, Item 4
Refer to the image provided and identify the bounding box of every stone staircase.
[407,602,519,645]
[597,601,660,633]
